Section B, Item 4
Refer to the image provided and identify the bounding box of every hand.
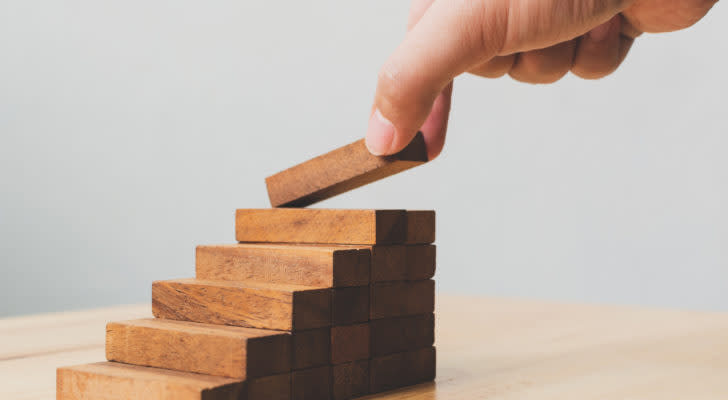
[364,0,718,160]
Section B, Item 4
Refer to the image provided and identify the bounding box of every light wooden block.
[105,319,291,379]
[152,279,331,331]
[331,323,370,364]
[196,244,370,287]
[370,280,435,319]
[57,362,291,400]
[370,314,434,357]
[332,360,369,400]
[332,286,369,326]
[369,347,436,394]
[292,366,331,400]
[292,328,330,370]
[265,132,427,208]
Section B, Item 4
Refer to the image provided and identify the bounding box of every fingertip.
[365,109,397,156]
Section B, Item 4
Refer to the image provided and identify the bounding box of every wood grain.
[292,366,331,400]
[236,209,408,245]
[105,318,291,379]
[292,328,330,370]
[57,362,245,400]
[370,314,434,357]
[152,279,331,331]
[196,244,370,288]
[332,286,369,326]
[332,360,369,400]
[265,132,428,208]
[404,210,435,244]
[331,324,370,364]
[369,347,436,394]
[370,280,435,320]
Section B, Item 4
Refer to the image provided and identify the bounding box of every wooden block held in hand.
[266,132,428,208]
[236,209,407,245]
[332,286,369,325]
[153,279,331,331]
[57,362,245,400]
[370,280,435,319]
[331,324,370,364]
[292,366,331,400]
[292,328,330,370]
[405,210,435,244]
[370,347,436,393]
[332,360,369,400]
[196,244,370,287]
[105,319,291,379]
[371,314,434,357]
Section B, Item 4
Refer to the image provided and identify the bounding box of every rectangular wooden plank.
[105,319,291,379]
[265,132,428,208]
[332,360,369,400]
[405,210,435,244]
[369,347,436,394]
[331,323,370,364]
[57,362,249,400]
[236,209,407,245]
[370,280,435,319]
[292,328,330,370]
[152,279,331,331]
[370,314,434,357]
[332,286,369,326]
[292,366,331,400]
[196,244,370,287]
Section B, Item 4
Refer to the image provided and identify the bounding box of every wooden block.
[370,314,434,357]
[404,245,436,281]
[105,318,291,379]
[332,286,369,325]
[196,244,370,287]
[265,132,428,208]
[292,328,330,370]
[332,360,369,400]
[152,279,331,331]
[369,347,436,394]
[247,373,292,400]
[405,210,435,244]
[361,244,435,282]
[292,366,331,400]
[57,362,246,400]
[370,280,435,319]
[236,209,407,245]
[331,323,370,364]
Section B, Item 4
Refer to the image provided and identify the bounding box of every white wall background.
[1,1,726,317]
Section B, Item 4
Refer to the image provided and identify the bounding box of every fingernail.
[589,20,612,42]
[365,109,396,156]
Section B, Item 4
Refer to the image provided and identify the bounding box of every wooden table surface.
[2,295,727,399]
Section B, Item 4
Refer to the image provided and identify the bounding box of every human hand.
[365,0,718,160]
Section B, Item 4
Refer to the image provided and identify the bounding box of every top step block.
[236,209,435,245]
[266,132,428,208]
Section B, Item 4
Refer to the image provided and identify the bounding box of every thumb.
[365,0,507,156]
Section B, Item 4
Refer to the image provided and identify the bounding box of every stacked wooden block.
[57,208,436,400]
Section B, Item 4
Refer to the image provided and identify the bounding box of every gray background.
[1,1,726,317]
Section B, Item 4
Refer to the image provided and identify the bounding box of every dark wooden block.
[370,314,434,357]
[370,347,436,393]
[331,324,370,364]
[332,360,369,400]
[370,280,435,319]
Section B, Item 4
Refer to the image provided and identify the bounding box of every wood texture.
[236,209,408,245]
[152,279,331,331]
[57,362,245,400]
[265,132,427,208]
[332,360,369,400]
[331,324,370,364]
[370,314,434,357]
[404,210,435,244]
[196,244,370,288]
[105,319,291,379]
[292,328,330,370]
[370,280,435,319]
[325,244,435,282]
[332,286,370,326]
[292,366,331,400]
[369,347,436,394]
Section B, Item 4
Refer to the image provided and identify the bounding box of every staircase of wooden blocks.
[57,209,436,400]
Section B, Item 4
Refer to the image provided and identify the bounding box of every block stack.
[58,133,436,400]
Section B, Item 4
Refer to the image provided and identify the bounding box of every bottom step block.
[332,360,369,400]
[370,347,436,394]
[292,366,331,400]
[57,362,290,400]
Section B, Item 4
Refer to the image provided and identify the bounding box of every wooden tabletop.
[2,295,727,399]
